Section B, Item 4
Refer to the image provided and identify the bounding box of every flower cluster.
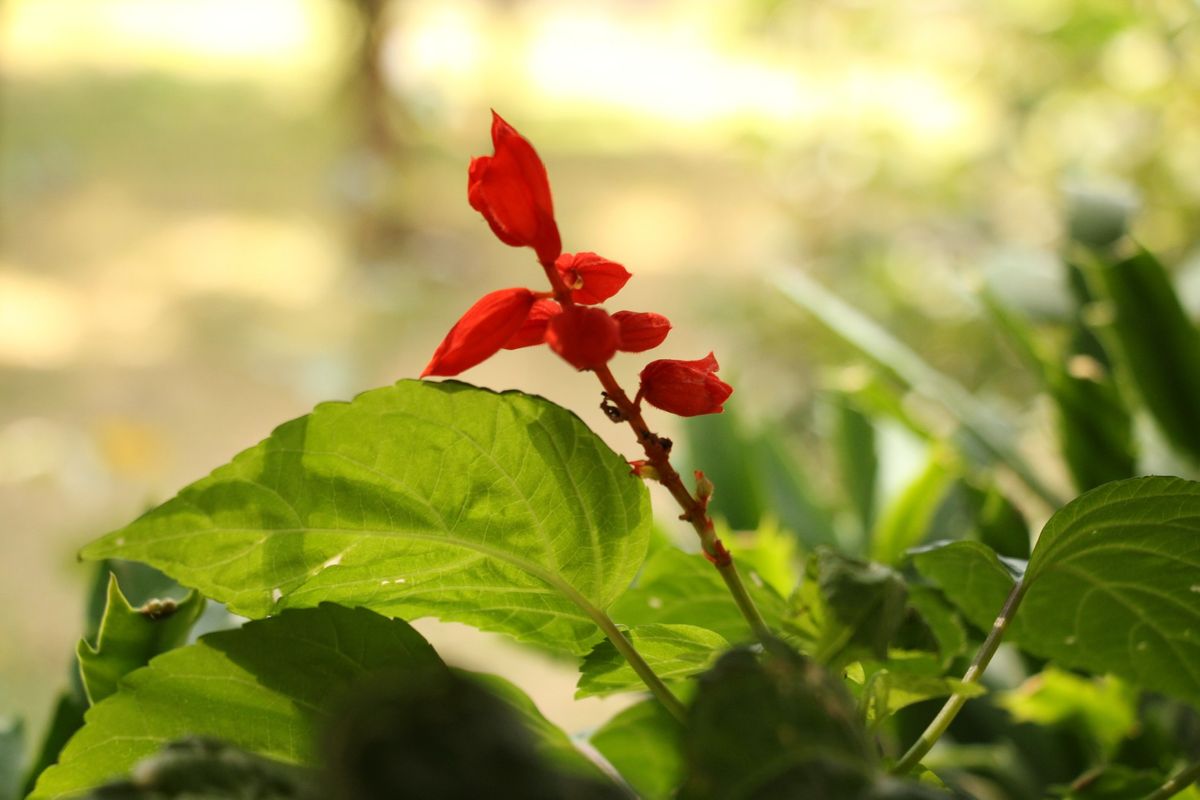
[422,111,732,418]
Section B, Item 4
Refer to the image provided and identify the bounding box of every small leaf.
[905,585,968,669]
[81,381,652,655]
[76,574,206,705]
[788,550,908,668]
[577,624,729,698]
[1000,667,1137,758]
[679,642,877,799]
[30,605,443,799]
[610,546,788,644]
[849,656,986,726]
[590,700,683,800]
[1084,245,1200,463]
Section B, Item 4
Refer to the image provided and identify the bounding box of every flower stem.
[592,363,772,643]
[1140,759,1200,800]
[891,580,1028,775]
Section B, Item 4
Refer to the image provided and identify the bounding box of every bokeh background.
[4,0,1200,748]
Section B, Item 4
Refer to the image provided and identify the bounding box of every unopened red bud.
[629,460,661,481]
[638,352,733,417]
[546,306,619,371]
[695,470,714,505]
[614,311,671,352]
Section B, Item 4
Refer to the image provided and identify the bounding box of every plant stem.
[891,580,1028,775]
[591,363,772,642]
[576,593,687,723]
[1141,759,1200,800]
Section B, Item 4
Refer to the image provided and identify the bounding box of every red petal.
[503,299,562,350]
[614,310,671,352]
[467,112,561,264]
[422,288,536,377]
[545,306,619,371]
[555,252,632,304]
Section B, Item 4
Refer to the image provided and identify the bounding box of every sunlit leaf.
[1000,667,1137,758]
[871,455,956,566]
[82,380,652,654]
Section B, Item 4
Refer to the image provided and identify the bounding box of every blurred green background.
[3,0,1200,749]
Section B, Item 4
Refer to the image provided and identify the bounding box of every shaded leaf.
[910,540,1027,638]
[577,624,729,698]
[30,605,443,799]
[82,381,652,655]
[77,574,206,705]
[751,432,839,550]
[682,410,763,530]
[1084,245,1200,463]
[0,717,22,800]
[833,395,879,541]
[590,700,683,800]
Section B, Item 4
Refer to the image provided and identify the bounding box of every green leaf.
[30,604,442,799]
[590,700,683,800]
[679,642,878,799]
[1017,476,1200,707]
[81,380,652,655]
[609,546,788,644]
[774,269,1065,507]
[1084,245,1200,463]
[751,432,839,550]
[0,717,22,800]
[459,671,600,779]
[21,693,87,798]
[788,550,908,668]
[918,477,1200,709]
[910,540,1027,638]
[1000,667,1137,758]
[905,586,968,670]
[833,395,879,541]
[871,455,956,565]
[1060,765,1169,799]
[577,624,729,698]
[73,738,318,800]
[848,655,986,727]
[77,574,206,705]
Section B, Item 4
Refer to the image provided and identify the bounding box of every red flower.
[556,252,631,304]
[422,288,537,377]
[638,352,733,416]
[468,111,562,265]
[613,311,670,352]
[546,306,619,371]
[503,298,561,350]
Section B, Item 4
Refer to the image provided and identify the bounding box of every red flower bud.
[468,111,562,264]
[555,252,631,305]
[422,288,536,377]
[637,352,733,417]
[503,299,561,350]
[613,311,671,352]
[546,306,619,371]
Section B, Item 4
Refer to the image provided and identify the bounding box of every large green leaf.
[577,624,729,698]
[31,605,442,799]
[1018,476,1200,705]
[77,574,205,704]
[1084,245,1200,463]
[917,477,1200,707]
[81,380,652,654]
[590,700,682,800]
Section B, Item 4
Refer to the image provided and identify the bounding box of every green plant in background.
[4,117,1200,800]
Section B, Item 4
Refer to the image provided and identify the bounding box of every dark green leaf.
[1018,476,1200,707]
[1060,764,1167,799]
[910,540,1027,637]
[0,717,22,800]
[1084,245,1200,463]
[30,605,443,799]
[577,624,728,698]
[590,700,682,800]
[679,642,877,799]
[751,431,839,550]
[833,395,879,541]
[905,586,968,670]
[682,409,763,530]
[82,381,652,655]
[789,550,908,668]
[77,574,206,705]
